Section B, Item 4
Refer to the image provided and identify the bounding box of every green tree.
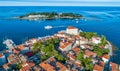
[101,35,107,46]
[41,55,47,61]
[83,57,93,71]
[80,32,98,40]
[77,50,84,61]
[33,42,43,53]
[16,62,22,70]
[93,45,109,56]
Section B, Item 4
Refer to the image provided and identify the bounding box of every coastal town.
[0,26,120,71]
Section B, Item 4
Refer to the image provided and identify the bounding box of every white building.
[102,54,110,63]
[80,38,88,45]
[29,38,38,44]
[59,41,73,52]
[66,26,79,35]
[55,32,66,37]
[25,38,38,45]
[91,36,101,44]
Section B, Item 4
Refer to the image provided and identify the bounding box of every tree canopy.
[33,38,66,62]
[80,32,98,40]
[16,62,22,70]
[77,50,93,71]
[93,45,109,56]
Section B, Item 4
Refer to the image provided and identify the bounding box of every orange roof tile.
[58,32,65,35]
[56,62,67,71]
[49,57,56,62]
[59,41,72,49]
[110,62,120,71]
[93,64,103,71]
[74,35,82,39]
[73,47,80,52]
[85,50,96,57]
[12,48,20,54]
[67,54,76,60]
[20,62,35,71]
[0,53,3,57]
[39,62,55,71]
[74,61,81,68]
[17,45,25,50]
[67,26,78,29]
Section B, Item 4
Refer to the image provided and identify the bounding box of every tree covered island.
[18,12,83,20]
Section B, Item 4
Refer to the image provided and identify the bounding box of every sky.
[0,0,120,6]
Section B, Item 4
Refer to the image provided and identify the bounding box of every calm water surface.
[0,6,120,63]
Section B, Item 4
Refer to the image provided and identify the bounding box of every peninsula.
[17,12,83,20]
[0,26,119,71]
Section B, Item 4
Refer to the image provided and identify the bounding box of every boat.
[75,19,79,23]
[44,25,52,29]
[3,39,16,50]
[76,20,79,23]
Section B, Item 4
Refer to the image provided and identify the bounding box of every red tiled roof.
[56,62,67,71]
[20,62,35,71]
[73,47,80,52]
[12,48,20,54]
[110,62,120,71]
[0,53,3,57]
[59,41,72,49]
[74,35,82,39]
[93,64,103,71]
[39,62,55,71]
[85,49,96,57]
[74,61,81,68]
[67,54,76,60]
[67,26,78,29]
[17,45,25,50]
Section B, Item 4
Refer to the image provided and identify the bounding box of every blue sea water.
[0,6,120,63]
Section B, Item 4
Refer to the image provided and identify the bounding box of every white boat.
[44,26,52,29]
[75,19,79,23]
[3,39,16,50]
[76,20,79,23]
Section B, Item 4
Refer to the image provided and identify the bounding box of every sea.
[0,6,120,63]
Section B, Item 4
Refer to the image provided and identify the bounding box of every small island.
[17,12,83,20]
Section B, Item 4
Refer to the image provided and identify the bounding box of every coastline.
[107,41,113,56]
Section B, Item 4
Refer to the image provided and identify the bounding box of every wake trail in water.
[52,26,66,28]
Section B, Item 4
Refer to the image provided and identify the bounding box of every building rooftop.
[102,54,110,59]
[67,26,78,29]
[0,53,3,58]
[110,62,120,71]
[17,45,25,51]
[93,64,104,71]
[84,49,96,57]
